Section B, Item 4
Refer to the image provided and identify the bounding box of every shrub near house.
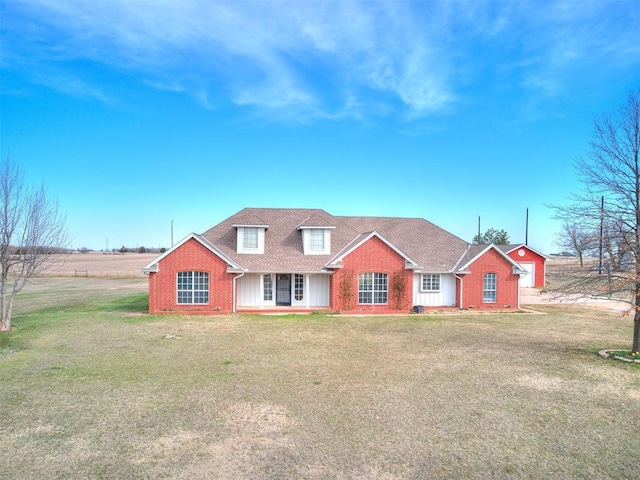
[143,208,529,314]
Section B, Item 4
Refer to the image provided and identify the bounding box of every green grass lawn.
[1,278,639,479]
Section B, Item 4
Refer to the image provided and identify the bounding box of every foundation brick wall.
[148,238,234,314]
[330,236,413,313]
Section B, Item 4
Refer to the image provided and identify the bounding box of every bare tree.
[553,89,640,353]
[1,154,68,331]
[556,221,595,267]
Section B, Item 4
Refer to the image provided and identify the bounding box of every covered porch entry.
[235,272,331,311]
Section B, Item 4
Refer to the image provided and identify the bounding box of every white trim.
[420,273,441,292]
[454,273,464,309]
[237,226,266,254]
[295,225,336,230]
[301,228,331,255]
[232,223,269,229]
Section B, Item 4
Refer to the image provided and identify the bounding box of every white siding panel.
[237,274,261,307]
[309,274,330,307]
[237,273,329,308]
[413,273,456,307]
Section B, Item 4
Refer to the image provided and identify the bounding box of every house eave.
[232,223,270,229]
[296,225,336,231]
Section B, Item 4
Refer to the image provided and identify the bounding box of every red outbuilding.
[499,244,547,288]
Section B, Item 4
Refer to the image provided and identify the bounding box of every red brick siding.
[461,249,520,309]
[148,238,234,314]
[507,247,546,287]
[330,236,413,313]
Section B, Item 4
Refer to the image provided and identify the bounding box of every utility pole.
[525,208,529,246]
[599,196,604,275]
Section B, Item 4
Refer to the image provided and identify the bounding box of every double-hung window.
[177,271,209,304]
[422,274,441,291]
[358,272,388,304]
[243,227,259,250]
[310,229,325,251]
[483,273,497,303]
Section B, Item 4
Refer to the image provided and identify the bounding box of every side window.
[421,274,441,291]
[177,271,209,304]
[483,273,496,303]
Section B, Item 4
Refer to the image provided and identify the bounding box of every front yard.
[1,278,638,479]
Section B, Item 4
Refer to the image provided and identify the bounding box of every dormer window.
[244,227,259,250]
[310,229,325,251]
[234,224,268,254]
[300,227,332,255]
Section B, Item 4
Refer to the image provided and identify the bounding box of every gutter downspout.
[232,271,245,314]
[454,273,464,310]
[517,270,525,309]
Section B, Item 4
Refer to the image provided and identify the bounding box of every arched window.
[358,272,388,304]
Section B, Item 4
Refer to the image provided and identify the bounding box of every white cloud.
[3,0,639,121]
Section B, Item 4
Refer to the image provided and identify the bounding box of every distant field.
[40,252,158,278]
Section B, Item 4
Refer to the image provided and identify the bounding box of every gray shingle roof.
[200,207,470,273]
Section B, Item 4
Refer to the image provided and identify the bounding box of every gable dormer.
[233,223,268,254]
[299,227,333,255]
[295,213,336,255]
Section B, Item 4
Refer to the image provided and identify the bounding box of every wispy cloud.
[3,0,638,121]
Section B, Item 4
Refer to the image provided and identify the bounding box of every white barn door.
[520,262,535,287]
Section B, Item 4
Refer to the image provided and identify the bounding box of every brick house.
[142,208,529,314]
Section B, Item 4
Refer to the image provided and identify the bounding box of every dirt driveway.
[520,287,631,313]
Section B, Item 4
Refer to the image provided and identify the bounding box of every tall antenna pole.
[525,208,529,245]
[171,220,174,247]
[477,215,481,243]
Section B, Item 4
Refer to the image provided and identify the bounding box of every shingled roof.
[199,207,470,273]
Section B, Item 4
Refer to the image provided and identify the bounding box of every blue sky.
[2,0,638,254]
